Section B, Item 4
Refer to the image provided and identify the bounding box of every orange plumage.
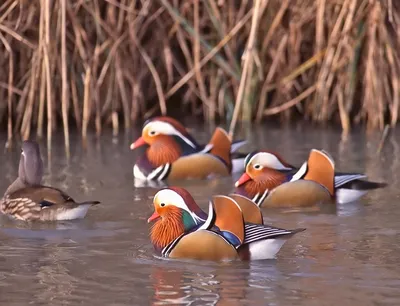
[244,168,287,198]
[146,136,182,167]
[150,206,185,250]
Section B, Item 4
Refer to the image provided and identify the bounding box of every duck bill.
[130,137,146,150]
[235,173,251,187]
[147,211,160,223]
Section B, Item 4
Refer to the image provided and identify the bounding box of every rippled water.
[0,123,399,305]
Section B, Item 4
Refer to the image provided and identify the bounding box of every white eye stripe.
[154,189,188,212]
[144,121,196,148]
[248,153,292,171]
[153,189,204,225]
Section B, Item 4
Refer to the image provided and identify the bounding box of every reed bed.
[0,0,398,146]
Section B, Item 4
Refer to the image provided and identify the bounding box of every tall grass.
[0,0,398,146]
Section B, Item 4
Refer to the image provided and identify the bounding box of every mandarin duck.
[0,140,100,221]
[235,149,387,205]
[148,187,305,261]
[130,116,247,181]
[234,149,338,208]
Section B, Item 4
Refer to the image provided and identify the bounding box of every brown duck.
[0,140,100,221]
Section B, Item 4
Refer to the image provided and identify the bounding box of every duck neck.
[4,177,27,196]
[146,138,181,167]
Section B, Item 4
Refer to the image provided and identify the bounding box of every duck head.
[148,187,207,250]
[19,140,43,186]
[130,116,199,150]
[234,151,295,197]
[130,117,201,166]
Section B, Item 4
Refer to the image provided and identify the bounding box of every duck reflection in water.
[150,263,250,306]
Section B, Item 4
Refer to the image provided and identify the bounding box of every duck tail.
[288,228,307,236]
[78,200,101,206]
[350,180,388,190]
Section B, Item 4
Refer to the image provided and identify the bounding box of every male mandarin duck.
[148,187,305,261]
[130,116,247,180]
[235,149,387,206]
[0,140,100,221]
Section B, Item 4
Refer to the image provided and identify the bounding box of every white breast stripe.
[252,193,260,202]
[290,162,308,181]
[157,164,170,181]
[256,189,269,207]
[198,202,215,231]
[147,165,166,180]
[162,234,185,257]
[199,144,213,154]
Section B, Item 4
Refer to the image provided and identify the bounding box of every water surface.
[0,123,399,305]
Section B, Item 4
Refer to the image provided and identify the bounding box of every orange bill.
[235,173,251,187]
[130,137,147,150]
[148,211,160,223]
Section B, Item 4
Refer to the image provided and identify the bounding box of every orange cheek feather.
[150,206,185,250]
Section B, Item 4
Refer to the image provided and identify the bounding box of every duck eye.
[160,203,166,207]
[149,131,156,136]
[254,164,262,170]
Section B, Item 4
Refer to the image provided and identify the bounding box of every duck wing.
[243,223,305,245]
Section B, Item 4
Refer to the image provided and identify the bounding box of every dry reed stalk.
[264,85,317,116]
[165,9,252,100]
[37,60,46,138]
[193,0,210,119]
[228,0,262,138]
[70,69,81,129]
[21,50,39,140]
[112,111,118,136]
[82,67,91,140]
[43,0,52,148]
[337,87,350,133]
[0,32,13,147]
[377,124,390,154]
[131,33,167,117]
[256,34,288,122]
[206,0,240,74]
[159,0,239,80]
[61,0,70,154]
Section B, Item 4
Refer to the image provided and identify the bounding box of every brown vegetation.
[0,0,398,146]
